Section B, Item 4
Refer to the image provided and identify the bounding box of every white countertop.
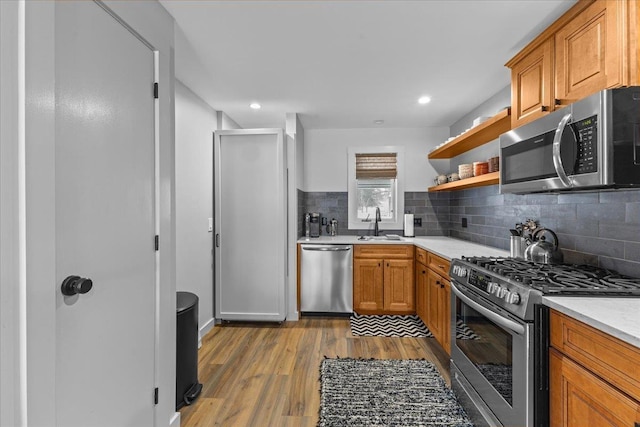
[297,235,510,260]
[543,296,640,348]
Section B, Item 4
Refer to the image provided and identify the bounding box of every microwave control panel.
[574,115,598,174]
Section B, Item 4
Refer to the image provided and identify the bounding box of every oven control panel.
[466,269,521,305]
[468,270,491,293]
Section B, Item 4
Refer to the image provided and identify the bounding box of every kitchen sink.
[357,235,404,241]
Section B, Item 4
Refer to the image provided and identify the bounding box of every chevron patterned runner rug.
[350,314,480,339]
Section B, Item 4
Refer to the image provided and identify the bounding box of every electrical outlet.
[462,218,468,228]
[413,217,422,227]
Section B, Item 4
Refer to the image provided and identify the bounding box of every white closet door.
[214,130,286,321]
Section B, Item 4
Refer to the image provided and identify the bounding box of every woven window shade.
[355,153,397,179]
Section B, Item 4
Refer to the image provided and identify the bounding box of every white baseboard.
[169,411,180,427]
[198,317,215,348]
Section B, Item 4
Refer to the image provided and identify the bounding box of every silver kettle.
[524,228,563,264]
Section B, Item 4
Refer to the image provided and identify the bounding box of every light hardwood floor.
[179,316,451,427]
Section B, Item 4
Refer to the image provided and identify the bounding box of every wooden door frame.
[0,2,178,426]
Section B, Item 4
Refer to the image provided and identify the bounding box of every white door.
[214,130,286,322]
[54,2,157,426]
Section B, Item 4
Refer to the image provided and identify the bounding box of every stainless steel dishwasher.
[300,244,353,314]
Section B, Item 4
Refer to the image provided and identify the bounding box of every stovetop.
[450,256,640,321]
[462,257,640,294]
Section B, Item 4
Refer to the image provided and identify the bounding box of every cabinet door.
[383,259,415,313]
[353,258,384,312]
[415,262,428,324]
[440,278,451,354]
[550,349,640,427]
[555,0,622,104]
[426,270,443,342]
[510,38,554,128]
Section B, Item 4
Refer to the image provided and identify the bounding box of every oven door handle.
[451,283,525,335]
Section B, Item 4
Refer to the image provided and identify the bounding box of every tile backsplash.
[301,186,640,276]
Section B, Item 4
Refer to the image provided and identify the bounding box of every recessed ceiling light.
[374,120,384,125]
[418,96,431,105]
[249,103,261,110]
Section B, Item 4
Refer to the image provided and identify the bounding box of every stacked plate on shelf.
[458,164,473,179]
[473,162,489,176]
[488,156,499,172]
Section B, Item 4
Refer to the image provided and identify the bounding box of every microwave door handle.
[552,113,574,188]
[451,282,525,335]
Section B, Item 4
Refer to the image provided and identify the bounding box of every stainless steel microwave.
[500,87,640,194]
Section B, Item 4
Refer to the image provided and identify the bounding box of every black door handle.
[61,275,93,296]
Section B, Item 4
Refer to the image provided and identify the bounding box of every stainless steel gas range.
[448,257,640,427]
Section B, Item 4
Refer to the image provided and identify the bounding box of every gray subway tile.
[577,203,625,222]
[626,203,640,224]
[597,257,640,277]
[599,190,640,204]
[599,222,640,242]
[558,193,599,204]
[574,236,625,259]
[625,242,640,262]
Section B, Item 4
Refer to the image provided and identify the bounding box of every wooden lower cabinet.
[549,310,640,426]
[353,258,384,312]
[415,261,428,323]
[383,259,414,313]
[353,247,414,315]
[426,269,450,354]
[550,348,640,427]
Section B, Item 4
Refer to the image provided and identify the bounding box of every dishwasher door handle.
[302,246,351,252]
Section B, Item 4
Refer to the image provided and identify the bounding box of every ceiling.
[160,0,576,130]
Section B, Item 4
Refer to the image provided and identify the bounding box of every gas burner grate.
[460,256,640,295]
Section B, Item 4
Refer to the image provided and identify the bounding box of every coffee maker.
[307,213,321,238]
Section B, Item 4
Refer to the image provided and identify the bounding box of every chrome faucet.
[374,207,381,236]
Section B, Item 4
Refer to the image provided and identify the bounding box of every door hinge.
[154,387,159,405]
[153,82,159,99]
[155,235,159,251]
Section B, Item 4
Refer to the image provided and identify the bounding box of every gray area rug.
[319,358,473,427]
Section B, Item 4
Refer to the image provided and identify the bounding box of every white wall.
[304,127,450,192]
[175,80,217,338]
[449,85,510,171]
[217,111,241,130]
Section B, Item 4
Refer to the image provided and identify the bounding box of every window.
[348,147,404,230]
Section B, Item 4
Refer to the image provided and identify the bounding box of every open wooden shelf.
[428,108,511,159]
[427,172,500,192]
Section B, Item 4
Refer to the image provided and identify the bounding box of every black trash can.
[176,291,202,410]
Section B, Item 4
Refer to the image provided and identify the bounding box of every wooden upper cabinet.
[506,0,639,130]
[510,38,554,128]
[555,0,623,105]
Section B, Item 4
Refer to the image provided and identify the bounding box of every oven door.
[450,282,533,427]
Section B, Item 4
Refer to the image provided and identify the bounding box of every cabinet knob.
[541,105,549,112]
[554,98,562,106]
[378,262,381,267]
[422,270,426,274]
